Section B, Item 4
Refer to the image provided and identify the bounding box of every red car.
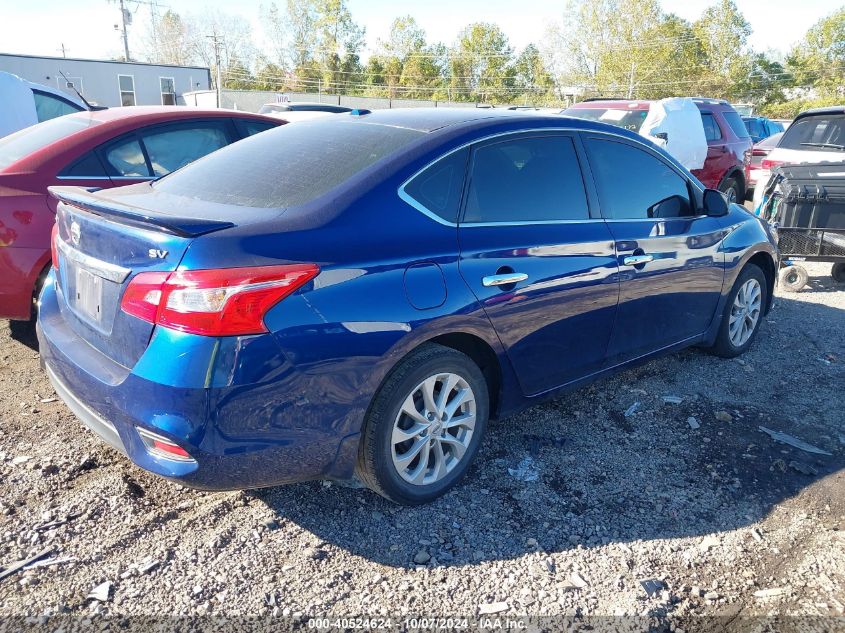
[563,98,753,202]
[0,107,281,320]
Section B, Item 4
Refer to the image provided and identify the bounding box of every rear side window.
[403,148,468,223]
[463,135,589,223]
[141,125,229,176]
[585,137,693,220]
[154,118,425,208]
[32,90,84,122]
[779,114,845,151]
[59,151,108,178]
[105,138,151,177]
[701,113,722,141]
[722,110,751,139]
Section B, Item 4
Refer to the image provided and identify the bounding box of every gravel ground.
[0,262,843,629]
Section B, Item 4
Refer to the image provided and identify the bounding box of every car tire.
[710,263,767,358]
[832,262,845,284]
[718,177,741,204]
[356,343,489,505]
[779,265,808,292]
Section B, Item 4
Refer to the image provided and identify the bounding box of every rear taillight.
[120,264,319,336]
[50,223,59,270]
[136,428,195,462]
[761,158,785,170]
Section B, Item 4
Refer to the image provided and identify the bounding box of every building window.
[160,77,176,105]
[118,75,136,106]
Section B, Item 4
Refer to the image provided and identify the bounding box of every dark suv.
[563,98,753,202]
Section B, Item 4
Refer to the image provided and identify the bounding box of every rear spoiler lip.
[48,186,235,238]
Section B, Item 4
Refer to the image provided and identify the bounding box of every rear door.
[457,131,620,395]
[692,110,732,189]
[582,134,726,364]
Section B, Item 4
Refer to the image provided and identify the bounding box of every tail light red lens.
[50,223,59,270]
[120,264,319,336]
[136,427,195,462]
[761,158,785,171]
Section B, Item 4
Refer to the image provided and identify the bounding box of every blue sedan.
[37,108,778,505]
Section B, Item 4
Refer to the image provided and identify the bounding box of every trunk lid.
[50,184,237,368]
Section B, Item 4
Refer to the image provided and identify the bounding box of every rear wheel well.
[747,252,775,313]
[720,169,745,193]
[429,333,502,418]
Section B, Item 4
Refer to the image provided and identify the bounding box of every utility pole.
[57,43,68,58]
[627,62,637,99]
[207,32,224,108]
[119,0,130,61]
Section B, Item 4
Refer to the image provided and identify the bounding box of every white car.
[0,71,88,138]
[752,106,845,208]
[257,102,353,123]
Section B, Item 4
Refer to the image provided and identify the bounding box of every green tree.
[450,23,515,103]
[692,0,755,99]
[312,0,366,92]
[787,8,845,97]
[513,44,555,104]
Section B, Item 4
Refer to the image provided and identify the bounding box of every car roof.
[566,97,733,111]
[81,106,273,123]
[353,107,540,132]
[794,106,845,120]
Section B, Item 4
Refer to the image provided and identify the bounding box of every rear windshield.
[722,111,751,139]
[154,117,425,208]
[0,115,100,171]
[563,107,648,132]
[779,114,845,152]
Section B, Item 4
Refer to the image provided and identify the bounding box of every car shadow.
[250,292,845,569]
[6,319,39,351]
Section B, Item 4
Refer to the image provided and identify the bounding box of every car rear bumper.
[36,271,356,490]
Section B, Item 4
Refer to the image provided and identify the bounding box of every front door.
[582,134,727,364]
[457,132,620,395]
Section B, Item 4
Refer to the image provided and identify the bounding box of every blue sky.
[1,0,840,62]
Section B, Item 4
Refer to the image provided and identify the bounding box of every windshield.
[562,107,648,132]
[154,117,425,208]
[779,114,845,152]
[0,115,100,171]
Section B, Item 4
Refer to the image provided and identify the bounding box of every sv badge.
[148,249,168,259]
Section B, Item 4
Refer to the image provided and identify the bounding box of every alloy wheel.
[728,278,762,347]
[391,372,476,486]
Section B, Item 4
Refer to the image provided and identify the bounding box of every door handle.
[623,254,654,266]
[482,273,528,287]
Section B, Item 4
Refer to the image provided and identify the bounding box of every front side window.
[118,75,136,107]
[32,91,84,122]
[701,113,722,142]
[160,77,176,105]
[104,138,150,177]
[141,125,229,176]
[402,148,469,223]
[585,137,693,220]
[233,118,278,137]
[779,114,845,151]
[464,135,589,224]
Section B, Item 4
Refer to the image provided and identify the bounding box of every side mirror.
[703,188,729,217]
[654,132,669,142]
